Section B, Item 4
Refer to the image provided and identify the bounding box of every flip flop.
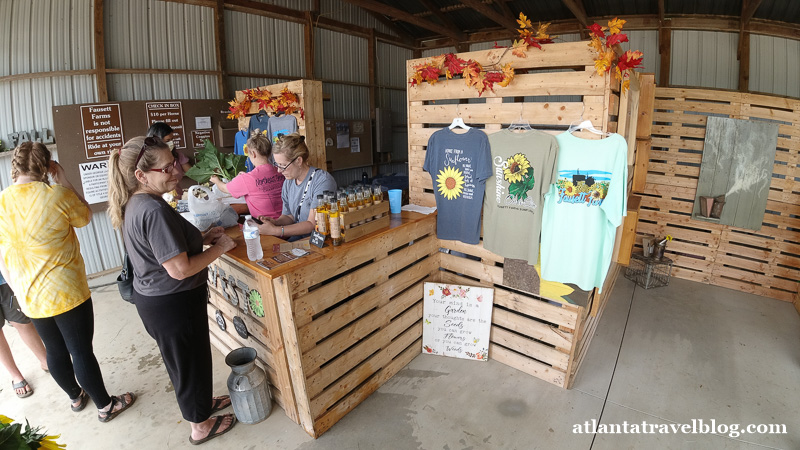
[210,395,231,414]
[12,379,33,398]
[71,390,88,412]
[98,392,136,423]
[189,414,237,446]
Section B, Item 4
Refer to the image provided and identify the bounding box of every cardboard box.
[324,119,373,171]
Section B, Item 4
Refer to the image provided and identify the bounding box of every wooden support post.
[658,24,671,87]
[304,11,315,80]
[93,0,108,102]
[214,0,228,97]
[368,29,376,121]
[738,31,750,92]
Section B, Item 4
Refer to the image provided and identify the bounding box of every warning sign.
[191,129,214,149]
[145,102,186,149]
[81,104,124,159]
[78,160,109,204]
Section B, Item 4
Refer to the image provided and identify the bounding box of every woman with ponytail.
[0,142,135,421]
[107,136,238,445]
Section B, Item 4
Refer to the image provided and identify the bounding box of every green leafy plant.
[184,139,247,184]
[0,415,66,449]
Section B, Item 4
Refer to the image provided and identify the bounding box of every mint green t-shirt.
[483,129,559,265]
[541,132,628,291]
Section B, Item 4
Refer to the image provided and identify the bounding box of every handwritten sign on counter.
[422,282,494,361]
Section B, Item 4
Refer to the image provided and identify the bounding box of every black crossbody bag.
[116,252,134,303]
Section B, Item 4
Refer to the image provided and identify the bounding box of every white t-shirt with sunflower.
[483,129,559,265]
[541,132,628,292]
[423,127,492,245]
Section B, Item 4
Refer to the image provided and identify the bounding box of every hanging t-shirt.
[248,111,270,140]
[483,129,559,265]
[234,129,254,172]
[541,132,628,291]
[267,114,298,144]
[423,127,492,245]
[226,164,285,219]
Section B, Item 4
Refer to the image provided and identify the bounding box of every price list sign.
[422,282,494,361]
[80,104,124,159]
[145,102,186,149]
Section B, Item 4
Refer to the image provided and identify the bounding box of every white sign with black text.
[422,282,494,361]
[78,160,109,204]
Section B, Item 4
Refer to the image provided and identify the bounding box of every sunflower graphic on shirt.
[436,166,465,200]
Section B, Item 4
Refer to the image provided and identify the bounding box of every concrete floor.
[1,273,798,449]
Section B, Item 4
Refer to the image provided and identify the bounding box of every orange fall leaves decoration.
[409,13,553,96]
[588,18,644,92]
[227,87,304,120]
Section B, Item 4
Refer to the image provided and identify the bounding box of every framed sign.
[80,104,124,159]
[191,129,214,148]
[145,102,186,149]
[422,282,494,361]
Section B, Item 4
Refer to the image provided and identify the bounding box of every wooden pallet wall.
[406,42,642,388]
[640,88,800,302]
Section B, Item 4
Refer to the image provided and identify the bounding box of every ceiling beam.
[493,0,515,21]
[457,0,518,33]
[560,0,590,29]
[340,0,464,42]
[742,0,764,24]
[364,10,419,44]
[417,0,467,42]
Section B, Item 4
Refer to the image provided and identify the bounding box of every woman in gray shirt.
[255,133,337,240]
[107,136,238,445]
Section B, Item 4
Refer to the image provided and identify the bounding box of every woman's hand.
[214,234,236,253]
[48,161,66,184]
[257,221,281,236]
[257,215,279,225]
[209,175,222,185]
[202,226,225,245]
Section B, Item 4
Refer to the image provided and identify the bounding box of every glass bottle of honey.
[328,200,342,246]
[314,194,329,236]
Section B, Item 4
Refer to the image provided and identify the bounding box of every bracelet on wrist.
[281,226,285,237]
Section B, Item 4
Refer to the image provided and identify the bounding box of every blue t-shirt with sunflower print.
[424,127,492,244]
[541,132,628,292]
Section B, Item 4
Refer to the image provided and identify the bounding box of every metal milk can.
[225,347,272,424]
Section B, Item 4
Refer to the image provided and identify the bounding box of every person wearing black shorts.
[0,278,49,398]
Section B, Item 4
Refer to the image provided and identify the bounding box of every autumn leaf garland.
[409,13,553,96]
[227,87,305,120]
[588,18,644,92]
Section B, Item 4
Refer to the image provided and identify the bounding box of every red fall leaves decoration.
[227,87,305,120]
[409,13,553,96]
[587,18,644,92]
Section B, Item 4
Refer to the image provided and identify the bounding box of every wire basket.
[625,253,673,289]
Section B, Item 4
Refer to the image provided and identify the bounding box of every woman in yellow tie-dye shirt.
[0,142,135,423]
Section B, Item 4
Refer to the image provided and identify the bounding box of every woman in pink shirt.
[210,134,284,219]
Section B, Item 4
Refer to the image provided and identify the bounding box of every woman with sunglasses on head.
[108,136,238,445]
[0,142,135,421]
[208,133,284,220]
[147,122,193,197]
[254,133,337,241]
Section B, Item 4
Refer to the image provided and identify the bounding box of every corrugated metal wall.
[105,0,218,101]
[750,34,800,98]
[319,0,392,36]
[620,30,660,81]
[671,30,739,90]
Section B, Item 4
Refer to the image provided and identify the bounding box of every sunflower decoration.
[503,153,530,184]
[563,181,577,197]
[0,415,66,449]
[591,189,603,201]
[436,166,465,200]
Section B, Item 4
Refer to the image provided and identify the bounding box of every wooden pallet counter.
[207,211,439,438]
[406,43,644,388]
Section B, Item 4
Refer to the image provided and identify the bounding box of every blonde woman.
[256,133,337,240]
[107,136,237,445]
[0,142,134,421]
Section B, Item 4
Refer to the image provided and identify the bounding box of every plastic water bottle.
[243,215,263,261]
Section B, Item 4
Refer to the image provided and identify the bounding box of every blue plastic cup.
[388,189,402,214]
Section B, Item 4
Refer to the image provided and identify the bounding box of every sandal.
[189,414,237,446]
[12,379,33,398]
[210,395,231,414]
[97,392,136,423]
[71,389,88,412]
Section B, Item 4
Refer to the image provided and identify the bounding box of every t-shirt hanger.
[448,103,471,131]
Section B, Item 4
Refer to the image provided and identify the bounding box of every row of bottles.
[314,185,384,247]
